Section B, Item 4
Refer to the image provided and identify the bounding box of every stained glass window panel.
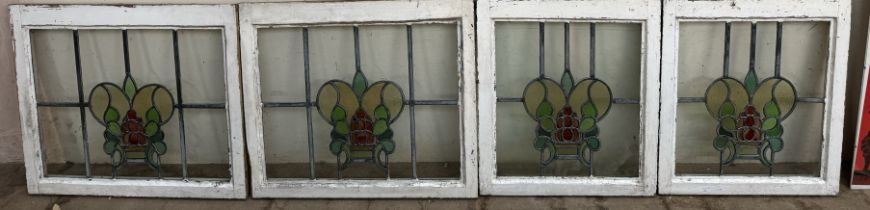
[674,22,829,176]
[31,29,231,179]
[258,23,462,179]
[495,22,642,177]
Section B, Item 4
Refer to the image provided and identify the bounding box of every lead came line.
[539,22,545,78]
[407,25,418,179]
[303,27,317,179]
[172,30,189,179]
[73,30,92,178]
[724,22,731,77]
[590,23,596,78]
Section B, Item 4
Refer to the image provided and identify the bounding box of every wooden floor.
[5,163,870,210]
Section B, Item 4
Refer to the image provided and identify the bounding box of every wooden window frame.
[239,0,478,198]
[476,0,661,196]
[10,5,246,198]
[659,0,851,195]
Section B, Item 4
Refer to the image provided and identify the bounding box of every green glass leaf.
[761,117,778,131]
[334,121,350,135]
[374,105,389,120]
[768,137,784,152]
[745,70,758,95]
[107,121,122,136]
[580,101,597,118]
[329,141,345,155]
[560,70,574,94]
[146,107,161,123]
[103,106,119,123]
[714,135,730,150]
[123,76,137,99]
[764,101,780,118]
[587,137,600,151]
[380,129,394,139]
[145,150,160,169]
[102,140,118,155]
[579,118,596,133]
[152,141,167,155]
[718,126,734,138]
[719,101,736,117]
[584,127,599,136]
[380,140,396,154]
[373,119,389,136]
[331,106,346,123]
[539,118,556,132]
[534,136,549,151]
[352,71,368,98]
[537,101,554,117]
[102,132,119,154]
[720,117,737,130]
[144,121,159,137]
[767,124,784,137]
[149,130,164,142]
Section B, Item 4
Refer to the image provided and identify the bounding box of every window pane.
[494,22,643,177]
[258,23,461,179]
[31,29,230,179]
[674,22,828,176]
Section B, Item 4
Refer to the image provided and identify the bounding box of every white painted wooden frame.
[10,5,246,198]
[849,17,870,190]
[240,0,477,198]
[660,0,851,195]
[477,0,661,196]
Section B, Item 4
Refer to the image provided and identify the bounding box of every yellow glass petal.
[523,80,546,118]
[705,80,729,118]
[362,82,405,123]
[131,85,156,117]
[361,82,386,118]
[588,80,612,119]
[89,83,129,124]
[568,79,611,120]
[752,78,797,119]
[724,78,749,110]
[381,83,405,122]
[152,86,175,124]
[317,81,358,123]
[541,79,566,110]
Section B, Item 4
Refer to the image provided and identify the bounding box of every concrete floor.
[3,164,870,210]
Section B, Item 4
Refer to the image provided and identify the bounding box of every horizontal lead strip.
[263,100,458,108]
[678,97,826,104]
[37,102,225,109]
[496,97,640,104]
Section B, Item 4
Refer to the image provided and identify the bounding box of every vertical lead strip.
[724,22,732,77]
[354,26,362,72]
[303,28,317,179]
[564,23,570,71]
[539,22,545,78]
[122,30,131,75]
[406,25,418,179]
[749,22,757,73]
[775,22,783,77]
[590,23,596,78]
[172,30,189,179]
[73,30,91,178]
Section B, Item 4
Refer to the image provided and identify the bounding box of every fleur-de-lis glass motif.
[88,74,175,178]
[521,23,612,176]
[315,26,405,178]
[703,22,796,175]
